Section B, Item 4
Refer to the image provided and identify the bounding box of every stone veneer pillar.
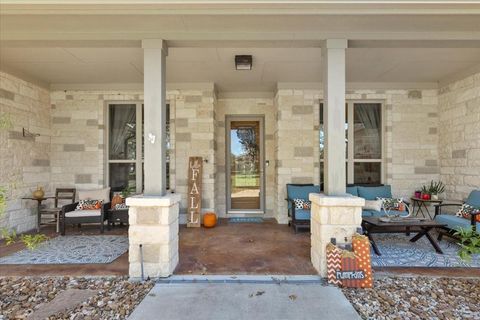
[126,194,180,279]
[309,193,364,277]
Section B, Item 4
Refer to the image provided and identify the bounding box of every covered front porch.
[1,1,480,280]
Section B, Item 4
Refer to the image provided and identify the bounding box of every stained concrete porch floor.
[128,280,361,320]
[176,218,317,275]
[1,219,479,277]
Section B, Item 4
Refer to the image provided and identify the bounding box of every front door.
[226,116,265,214]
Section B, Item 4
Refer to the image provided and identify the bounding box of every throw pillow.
[76,199,103,210]
[455,204,480,222]
[363,200,382,212]
[114,203,128,210]
[377,197,405,211]
[293,198,311,210]
[111,194,124,209]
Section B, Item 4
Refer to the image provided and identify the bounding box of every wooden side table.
[410,197,443,220]
[21,197,55,232]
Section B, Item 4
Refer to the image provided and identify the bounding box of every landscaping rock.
[343,277,480,320]
[0,277,153,320]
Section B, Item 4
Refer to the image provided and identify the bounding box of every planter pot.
[421,193,431,200]
[431,194,439,200]
[414,191,422,199]
[203,212,217,228]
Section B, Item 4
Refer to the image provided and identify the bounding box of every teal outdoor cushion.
[346,186,358,197]
[362,210,374,217]
[466,190,480,207]
[287,185,321,209]
[435,214,480,232]
[295,209,311,220]
[357,185,392,200]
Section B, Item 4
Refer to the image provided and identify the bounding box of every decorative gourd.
[203,212,217,228]
[32,186,45,199]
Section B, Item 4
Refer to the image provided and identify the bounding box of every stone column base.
[126,194,181,279]
[309,193,364,277]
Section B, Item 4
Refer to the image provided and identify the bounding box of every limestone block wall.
[50,90,142,191]
[0,72,51,233]
[215,97,276,217]
[274,89,321,223]
[438,72,480,201]
[275,88,439,223]
[169,89,216,221]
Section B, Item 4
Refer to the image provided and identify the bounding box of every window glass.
[109,104,136,160]
[109,163,136,191]
[354,103,381,159]
[354,162,381,184]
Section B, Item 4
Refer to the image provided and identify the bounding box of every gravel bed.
[343,277,480,320]
[0,277,154,320]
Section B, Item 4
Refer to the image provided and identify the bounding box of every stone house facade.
[1,70,479,233]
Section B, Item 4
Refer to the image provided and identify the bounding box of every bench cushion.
[346,186,358,197]
[65,209,101,218]
[435,214,480,231]
[466,190,480,207]
[287,185,320,209]
[294,209,311,221]
[357,185,392,200]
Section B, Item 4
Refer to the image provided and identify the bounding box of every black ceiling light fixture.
[235,55,252,70]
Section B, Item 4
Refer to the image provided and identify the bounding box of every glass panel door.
[226,117,264,213]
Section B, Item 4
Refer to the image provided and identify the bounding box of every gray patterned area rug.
[371,233,480,268]
[0,235,128,265]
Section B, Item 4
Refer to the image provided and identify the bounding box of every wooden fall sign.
[187,157,202,228]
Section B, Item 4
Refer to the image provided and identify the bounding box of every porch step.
[157,274,325,284]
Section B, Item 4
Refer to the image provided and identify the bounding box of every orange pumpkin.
[203,212,217,228]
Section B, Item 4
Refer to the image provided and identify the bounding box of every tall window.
[320,101,383,186]
[107,102,170,193]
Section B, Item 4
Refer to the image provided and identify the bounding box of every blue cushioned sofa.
[434,190,480,240]
[346,185,409,218]
[286,183,408,233]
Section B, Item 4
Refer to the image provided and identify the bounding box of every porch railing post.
[322,39,348,195]
[142,39,168,196]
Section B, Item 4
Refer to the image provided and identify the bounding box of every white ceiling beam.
[2,2,480,15]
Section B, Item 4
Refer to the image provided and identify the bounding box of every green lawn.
[232,174,259,187]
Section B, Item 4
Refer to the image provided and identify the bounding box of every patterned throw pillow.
[113,203,128,210]
[76,199,103,210]
[377,197,405,211]
[455,204,480,222]
[293,198,311,210]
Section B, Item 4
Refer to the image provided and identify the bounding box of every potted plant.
[455,228,480,262]
[420,185,431,200]
[428,180,445,200]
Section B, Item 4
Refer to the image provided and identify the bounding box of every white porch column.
[322,39,347,195]
[142,39,168,196]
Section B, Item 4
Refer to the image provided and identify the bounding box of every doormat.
[229,217,263,223]
[0,235,128,265]
[370,233,480,268]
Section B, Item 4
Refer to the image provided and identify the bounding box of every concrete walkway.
[129,277,360,320]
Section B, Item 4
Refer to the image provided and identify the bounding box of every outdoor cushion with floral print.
[293,198,312,210]
[377,197,406,211]
[455,204,480,222]
[113,203,128,210]
[75,199,103,210]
